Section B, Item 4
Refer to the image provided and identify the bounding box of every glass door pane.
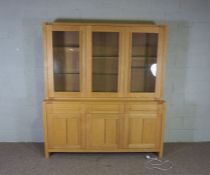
[92,32,119,92]
[130,33,158,92]
[53,31,80,92]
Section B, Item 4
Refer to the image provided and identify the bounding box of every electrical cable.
[144,155,173,171]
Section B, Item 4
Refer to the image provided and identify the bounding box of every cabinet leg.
[45,149,50,159]
[158,150,163,159]
[158,141,164,159]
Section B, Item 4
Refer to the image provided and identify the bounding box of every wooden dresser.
[42,22,167,158]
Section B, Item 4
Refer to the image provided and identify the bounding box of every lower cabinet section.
[122,114,160,149]
[43,101,165,158]
[87,114,120,148]
[48,114,84,148]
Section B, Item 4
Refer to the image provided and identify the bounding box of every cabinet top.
[43,21,167,100]
[44,20,166,28]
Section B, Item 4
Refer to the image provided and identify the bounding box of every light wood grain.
[42,22,167,159]
[42,102,49,159]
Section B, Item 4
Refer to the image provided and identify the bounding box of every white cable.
[144,155,173,171]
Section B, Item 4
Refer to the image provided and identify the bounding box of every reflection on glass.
[150,63,157,77]
[92,32,119,92]
[53,31,80,92]
[130,33,158,92]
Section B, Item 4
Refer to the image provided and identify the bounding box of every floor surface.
[0,142,210,175]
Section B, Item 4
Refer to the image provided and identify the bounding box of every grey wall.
[0,0,210,142]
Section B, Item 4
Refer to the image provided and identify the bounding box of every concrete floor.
[0,142,210,175]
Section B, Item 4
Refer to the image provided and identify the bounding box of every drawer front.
[126,102,158,113]
[47,102,84,114]
[88,103,122,114]
[124,111,158,118]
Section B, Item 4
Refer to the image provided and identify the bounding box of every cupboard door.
[87,27,124,97]
[123,26,166,98]
[92,32,119,92]
[45,25,86,98]
[48,114,84,148]
[130,33,158,93]
[123,113,161,149]
[87,114,119,148]
[53,31,81,92]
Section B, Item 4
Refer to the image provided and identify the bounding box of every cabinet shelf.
[132,55,156,58]
[131,66,149,69]
[93,73,118,75]
[54,45,79,48]
[53,46,80,52]
[93,56,118,58]
[54,72,80,75]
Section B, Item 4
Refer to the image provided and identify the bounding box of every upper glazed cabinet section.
[44,23,166,99]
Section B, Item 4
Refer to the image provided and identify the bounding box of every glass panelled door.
[130,33,158,92]
[53,31,80,92]
[92,32,119,92]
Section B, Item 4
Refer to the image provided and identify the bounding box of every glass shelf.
[93,73,118,75]
[132,55,156,58]
[53,46,80,53]
[54,45,79,47]
[54,72,80,74]
[54,73,80,92]
[131,66,149,69]
[93,56,118,58]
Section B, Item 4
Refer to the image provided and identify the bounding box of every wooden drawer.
[124,111,158,118]
[88,104,122,114]
[46,102,84,114]
[47,113,81,119]
[126,102,158,113]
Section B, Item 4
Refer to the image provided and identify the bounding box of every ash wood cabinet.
[122,102,162,149]
[45,102,85,149]
[43,22,167,159]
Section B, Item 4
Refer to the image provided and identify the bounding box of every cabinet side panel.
[43,102,49,158]
[159,102,166,158]
[155,26,167,98]
[43,24,54,98]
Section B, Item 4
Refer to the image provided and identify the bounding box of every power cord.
[144,154,173,171]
